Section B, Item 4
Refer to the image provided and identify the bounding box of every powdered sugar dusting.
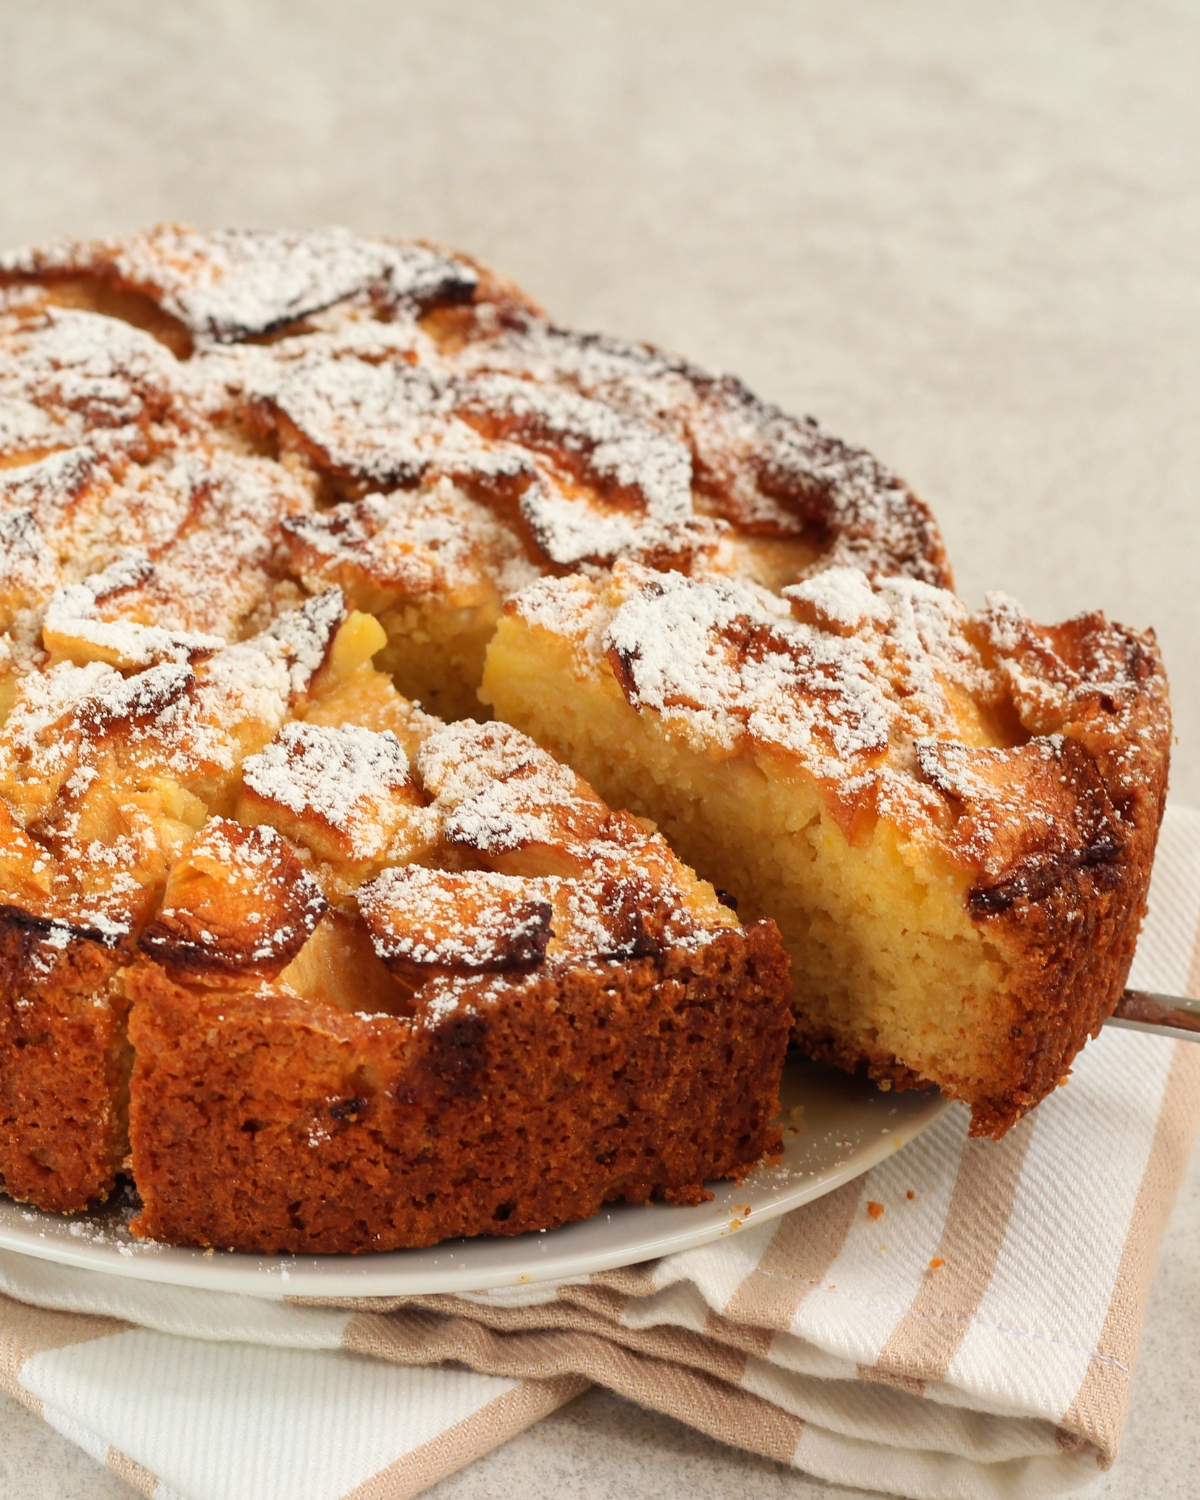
[260,355,720,570]
[0,306,180,455]
[283,479,540,603]
[511,558,1165,854]
[2,226,478,344]
[417,718,601,856]
[43,551,226,666]
[455,372,693,520]
[449,321,950,586]
[602,568,892,766]
[262,587,344,693]
[142,816,327,969]
[0,508,62,618]
[784,565,888,635]
[0,590,344,821]
[243,721,409,860]
[358,865,553,971]
[0,223,1164,1048]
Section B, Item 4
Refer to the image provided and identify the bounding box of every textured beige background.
[0,2,1197,1496]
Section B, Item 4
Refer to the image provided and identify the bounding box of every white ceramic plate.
[0,1060,949,1299]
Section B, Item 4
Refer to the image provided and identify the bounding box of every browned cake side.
[865,609,1170,1137]
[124,922,789,1254]
[0,591,348,1216]
[0,917,133,1212]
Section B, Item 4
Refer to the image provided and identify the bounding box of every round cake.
[0,226,1170,1251]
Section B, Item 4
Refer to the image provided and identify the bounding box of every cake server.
[1106,990,1200,1040]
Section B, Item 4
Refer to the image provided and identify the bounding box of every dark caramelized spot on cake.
[357,865,553,975]
[592,876,677,959]
[139,818,327,982]
[916,735,1128,917]
[917,732,1126,909]
[0,901,125,950]
[329,1095,368,1123]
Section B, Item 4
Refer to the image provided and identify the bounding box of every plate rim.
[0,1068,952,1299]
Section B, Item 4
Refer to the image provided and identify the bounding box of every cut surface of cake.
[481,562,1170,1137]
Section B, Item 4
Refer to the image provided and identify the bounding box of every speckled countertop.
[0,2,1198,1494]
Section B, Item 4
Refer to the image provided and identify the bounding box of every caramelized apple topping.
[139,817,326,981]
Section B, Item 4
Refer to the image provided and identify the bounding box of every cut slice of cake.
[123,692,791,1253]
[0,580,790,1245]
[481,562,1171,1137]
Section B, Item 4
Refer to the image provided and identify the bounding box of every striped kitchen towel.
[0,804,1198,1500]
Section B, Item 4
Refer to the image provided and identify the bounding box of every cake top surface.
[0,223,1167,1015]
[0,223,949,651]
[503,560,1170,885]
[0,558,736,1017]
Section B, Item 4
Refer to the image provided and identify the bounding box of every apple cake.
[0,583,790,1249]
[481,563,1170,1137]
[0,223,1171,1251]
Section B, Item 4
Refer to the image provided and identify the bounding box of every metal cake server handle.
[1105,990,1200,1041]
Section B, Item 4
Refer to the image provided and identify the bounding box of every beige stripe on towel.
[340,1376,587,1500]
[105,1447,160,1496]
[1062,1041,1200,1461]
[0,1296,130,1418]
[723,1176,867,1332]
[864,1110,1037,1390]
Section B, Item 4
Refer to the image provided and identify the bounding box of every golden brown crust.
[0,915,133,1211]
[125,921,791,1254]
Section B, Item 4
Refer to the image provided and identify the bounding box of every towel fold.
[2,806,1198,1500]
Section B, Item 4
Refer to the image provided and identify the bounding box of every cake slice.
[124,704,791,1253]
[0,589,345,1211]
[481,562,1171,1137]
[0,575,790,1244]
